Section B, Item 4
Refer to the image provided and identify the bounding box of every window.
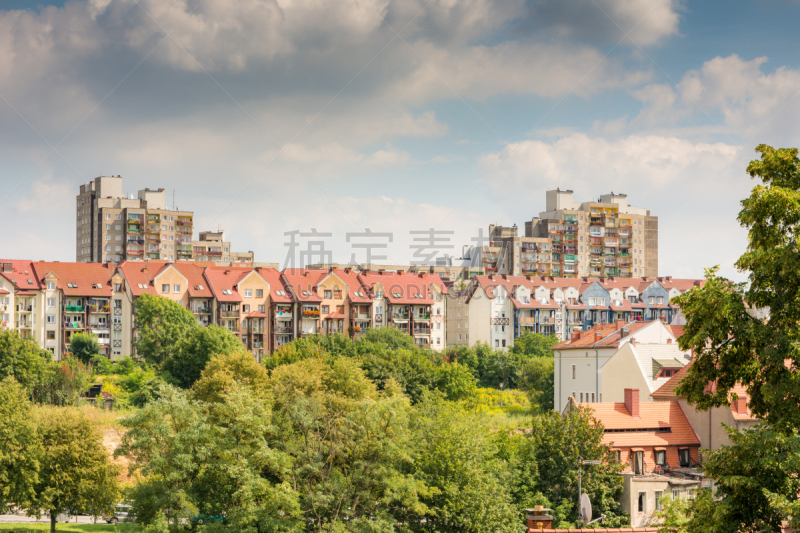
[655,491,663,511]
[591,393,595,402]
[657,296,664,304]
[115,224,121,230]
[106,214,111,219]
[633,451,644,474]
[324,290,332,299]
[243,304,250,313]
[616,450,621,462]
[245,289,253,298]
[655,450,666,466]
[47,298,55,307]
[169,226,174,231]
[678,448,691,467]
[588,297,595,306]
[256,289,263,298]
[637,492,646,513]
[495,340,499,347]
[116,214,121,220]
[458,334,462,340]
[580,392,583,402]
[46,315,55,323]
[258,305,265,313]
[162,284,170,293]
[47,281,56,290]
[673,490,682,499]
[115,235,121,241]
[173,284,181,293]
[162,225,167,230]
[649,296,655,304]
[47,330,56,340]
[572,365,576,379]
[321,305,330,314]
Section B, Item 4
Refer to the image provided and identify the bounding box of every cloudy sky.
[1,0,799,280]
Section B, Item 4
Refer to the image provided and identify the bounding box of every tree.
[29,407,121,533]
[435,361,478,401]
[68,332,100,366]
[30,356,91,406]
[523,407,627,527]
[162,325,244,388]
[520,357,554,412]
[0,377,41,512]
[672,146,800,529]
[405,397,522,533]
[510,332,558,358]
[118,385,301,531]
[134,293,198,364]
[357,326,415,350]
[0,328,49,394]
[192,350,270,403]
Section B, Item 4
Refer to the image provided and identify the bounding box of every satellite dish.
[580,493,592,525]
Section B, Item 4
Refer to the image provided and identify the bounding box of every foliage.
[192,350,270,403]
[473,387,530,414]
[162,325,244,389]
[0,377,41,512]
[68,333,100,366]
[269,357,429,532]
[133,294,198,365]
[519,356,554,411]
[405,397,522,533]
[510,332,559,358]
[671,145,800,528]
[263,337,329,372]
[654,491,716,533]
[118,385,301,532]
[30,357,91,406]
[434,361,478,401]
[28,407,121,532]
[357,327,415,351]
[523,407,627,527]
[0,328,49,394]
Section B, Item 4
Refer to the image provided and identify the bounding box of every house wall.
[621,475,701,527]
[430,285,445,351]
[601,343,654,403]
[468,286,491,347]
[554,346,618,411]
[446,292,470,347]
[675,398,760,452]
[489,286,514,350]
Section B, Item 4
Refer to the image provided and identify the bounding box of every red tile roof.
[325,312,346,319]
[0,288,9,294]
[553,321,655,350]
[257,267,294,303]
[669,325,685,340]
[357,271,446,305]
[246,311,266,318]
[0,260,41,290]
[329,269,371,303]
[282,268,326,302]
[582,400,701,448]
[203,266,250,303]
[171,263,214,298]
[33,261,114,297]
[119,261,166,296]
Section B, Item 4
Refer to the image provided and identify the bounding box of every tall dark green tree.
[162,324,244,388]
[0,328,49,394]
[0,377,41,512]
[673,145,800,530]
[68,332,100,365]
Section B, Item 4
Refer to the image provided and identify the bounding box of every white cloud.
[15,175,73,214]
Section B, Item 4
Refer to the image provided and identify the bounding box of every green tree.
[519,357,554,412]
[655,491,716,533]
[0,328,49,394]
[357,326,415,350]
[30,357,91,406]
[68,332,100,366]
[0,377,41,512]
[193,350,270,403]
[671,146,800,529]
[510,332,558,358]
[262,337,328,372]
[118,384,301,531]
[134,293,198,364]
[524,407,627,527]
[435,361,478,401]
[162,325,244,388]
[405,397,522,533]
[29,407,121,533]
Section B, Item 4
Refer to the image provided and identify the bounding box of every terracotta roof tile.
[203,266,251,302]
[282,268,326,302]
[33,261,114,297]
[0,260,41,290]
[358,271,446,305]
[257,267,294,303]
[582,401,701,448]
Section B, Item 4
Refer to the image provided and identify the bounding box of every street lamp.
[578,456,601,525]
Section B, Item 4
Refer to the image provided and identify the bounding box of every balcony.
[392,313,409,322]
[220,310,239,318]
[128,238,145,244]
[64,321,83,329]
[414,314,431,321]
[302,309,320,318]
[90,322,109,329]
[16,305,32,313]
[413,326,431,336]
[519,316,536,324]
[127,227,141,234]
[193,307,211,314]
[275,311,293,320]
[275,326,294,335]
[206,251,223,257]
[65,305,84,313]
[90,305,110,313]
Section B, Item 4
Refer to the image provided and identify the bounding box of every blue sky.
[1,0,799,280]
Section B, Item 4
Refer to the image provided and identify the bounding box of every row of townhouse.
[557,320,759,527]
[446,274,703,349]
[0,260,447,360]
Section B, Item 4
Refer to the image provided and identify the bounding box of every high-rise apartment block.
[526,189,658,279]
[475,189,657,280]
[76,176,253,265]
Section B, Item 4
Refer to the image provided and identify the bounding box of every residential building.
[191,231,254,266]
[445,288,471,348]
[525,189,658,279]
[567,389,704,527]
[452,274,699,350]
[552,320,685,412]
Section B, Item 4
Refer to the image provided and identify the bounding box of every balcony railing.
[302,309,320,318]
[64,321,83,329]
[413,327,431,335]
[17,305,32,312]
[90,305,110,313]
[414,314,431,321]
[220,310,239,318]
[65,305,84,313]
[275,326,294,334]
[193,307,211,314]
[392,313,409,321]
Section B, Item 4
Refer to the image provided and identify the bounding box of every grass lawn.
[0,524,140,532]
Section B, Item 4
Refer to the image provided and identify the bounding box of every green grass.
[0,524,140,532]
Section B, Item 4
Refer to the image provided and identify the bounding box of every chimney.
[667,338,673,344]
[571,330,581,342]
[397,270,404,276]
[736,395,748,414]
[344,268,351,274]
[594,332,602,342]
[631,337,636,346]
[615,319,625,330]
[624,388,640,418]
[525,506,553,531]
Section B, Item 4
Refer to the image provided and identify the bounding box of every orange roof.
[651,360,692,400]
[357,271,446,305]
[669,324,685,340]
[282,268,325,302]
[119,261,165,296]
[257,267,294,303]
[553,321,654,350]
[582,401,701,448]
[171,263,214,298]
[203,266,251,303]
[329,269,371,303]
[33,261,114,297]
[0,260,41,290]
[246,311,266,318]
[325,312,346,319]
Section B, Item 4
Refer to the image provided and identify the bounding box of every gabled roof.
[630,344,691,393]
[582,401,701,448]
[257,267,294,303]
[119,261,167,296]
[203,266,250,303]
[325,312,346,319]
[357,271,446,304]
[171,263,214,298]
[330,269,371,303]
[32,261,114,297]
[246,311,266,318]
[553,320,656,350]
[282,268,326,302]
[0,260,41,290]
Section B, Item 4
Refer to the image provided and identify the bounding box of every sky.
[1,0,799,280]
